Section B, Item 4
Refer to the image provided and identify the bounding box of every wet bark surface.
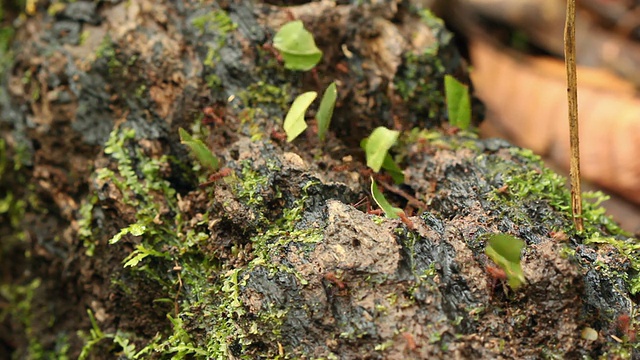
[0,0,638,359]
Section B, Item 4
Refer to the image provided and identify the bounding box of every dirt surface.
[0,0,638,359]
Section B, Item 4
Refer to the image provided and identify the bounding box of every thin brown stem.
[377,180,428,210]
[564,0,584,231]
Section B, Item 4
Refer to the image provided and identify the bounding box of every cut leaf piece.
[485,233,526,290]
[444,74,471,130]
[284,91,317,142]
[317,82,337,141]
[273,20,323,71]
[179,128,220,170]
[381,154,404,184]
[371,178,402,219]
[361,138,404,184]
[365,127,400,172]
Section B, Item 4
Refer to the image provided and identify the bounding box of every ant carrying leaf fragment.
[371,178,402,219]
[444,74,471,130]
[179,128,220,171]
[485,233,526,290]
[316,82,337,142]
[362,126,403,181]
[273,20,323,71]
[370,178,415,229]
[283,91,317,142]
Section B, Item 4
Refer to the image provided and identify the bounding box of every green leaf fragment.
[381,154,404,184]
[361,137,404,184]
[365,127,400,172]
[485,233,526,290]
[273,20,323,71]
[317,82,337,141]
[444,74,471,130]
[284,91,317,142]
[179,128,219,170]
[370,178,402,219]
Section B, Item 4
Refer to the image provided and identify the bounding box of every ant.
[270,129,287,142]
[199,167,233,188]
[402,332,418,352]
[616,313,637,343]
[323,272,346,290]
[351,196,382,215]
[351,195,415,229]
[322,271,349,297]
[485,263,507,297]
[397,211,415,230]
[202,105,225,125]
[549,230,568,242]
[443,124,462,136]
[331,163,352,172]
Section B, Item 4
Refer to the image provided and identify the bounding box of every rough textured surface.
[0,0,638,359]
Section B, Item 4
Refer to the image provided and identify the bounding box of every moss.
[392,9,460,128]
[78,309,138,360]
[602,344,635,360]
[93,35,147,102]
[0,137,57,358]
[85,126,329,358]
[205,73,222,90]
[237,81,291,113]
[0,26,14,76]
[192,10,237,36]
[134,84,147,98]
[394,50,445,117]
[400,128,481,157]
[78,127,185,356]
[485,147,640,305]
[236,161,271,207]
[0,138,30,259]
[97,127,176,208]
[0,140,24,229]
[585,235,640,295]
[94,35,122,73]
[77,195,98,256]
[46,2,67,17]
[134,180,323,358]
[193,10,237,68]
[234,78,292,141]
[0,279,69,359]
[487,148,624,234]
[249,187,323,273]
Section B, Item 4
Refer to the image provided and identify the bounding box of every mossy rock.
[0,0,637,359]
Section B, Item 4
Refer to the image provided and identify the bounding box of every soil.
[0,0,638,359]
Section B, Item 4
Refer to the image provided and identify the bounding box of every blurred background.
[432,0,640,233]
